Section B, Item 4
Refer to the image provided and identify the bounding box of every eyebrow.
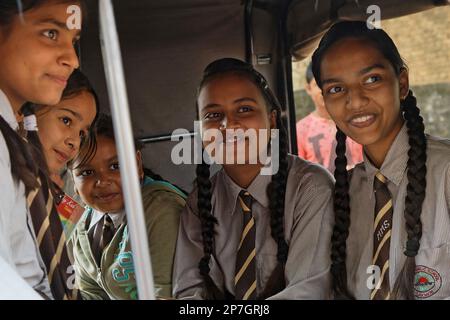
[201,97,258,111]
[36,18,81,37]
[59,107,83,121]
[321,63,387,86]
[107,156,119,163]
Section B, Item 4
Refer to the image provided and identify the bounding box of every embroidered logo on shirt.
[414,265,442,299]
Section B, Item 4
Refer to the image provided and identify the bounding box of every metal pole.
[98,0,155,300]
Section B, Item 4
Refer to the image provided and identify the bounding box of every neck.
[0,86,24,113]
[223,163,262,189]
[364,118,404,168]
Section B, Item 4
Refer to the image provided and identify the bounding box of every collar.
[0,89,19,131]
[363,122,409,199]
[218,167,271,216]
[89,208,125,230]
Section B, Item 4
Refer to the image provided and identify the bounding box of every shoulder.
[426,135,450,165]
[141,182,186,222]
[286,154,334,189]
[0,130,10,167]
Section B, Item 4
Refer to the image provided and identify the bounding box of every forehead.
[57,91,96,121]
[86,135,117,164]
[320,37,393,80]
[21,1,82,28]
[198,73,263,104]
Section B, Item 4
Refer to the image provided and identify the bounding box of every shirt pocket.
[414,242,450,300]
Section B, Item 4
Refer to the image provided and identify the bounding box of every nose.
[95,171,112,187]
[58,42,80,71]
[65,133,81,153]
[346,87,369,111]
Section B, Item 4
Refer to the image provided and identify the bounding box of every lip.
[95,193,121,202]
[47,74,68,87]
[53,148,69,163]
[348,113,377,128]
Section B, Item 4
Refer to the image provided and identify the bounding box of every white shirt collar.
[0,90,19,131]
[89,208,125,230]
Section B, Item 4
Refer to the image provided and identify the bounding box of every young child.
[296,61,363,172]
[0,0,84,299]
[312,21,450,299]
[70,114,186,300]
[32,69,98,188]
[173,58,334,300]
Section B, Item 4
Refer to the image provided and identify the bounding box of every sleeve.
[70,227,110,300]
[142,188,184,299]
[268,166,334,300]
[0,134,13,264]
[171,190,207,300]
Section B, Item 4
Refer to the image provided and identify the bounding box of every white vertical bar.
[98,0,155,300]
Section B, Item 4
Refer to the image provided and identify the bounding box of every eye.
[79,169,93,177]
[238,105,253,113]
[43,29,58,41]
[204,112,222,120]
[79,130,86,140]
[110,163,120,171]
[327,86,344,94]
[365,75,381,84]
[60,117,72,126]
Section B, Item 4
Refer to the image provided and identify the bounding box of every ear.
[398,68,409,100]
[269,110,277,129]
[136,150,144,180]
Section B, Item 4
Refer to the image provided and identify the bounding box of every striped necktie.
[371,172,393,300]
[27,172,78,300]
[234,191,257,300]
[88,214,116,267]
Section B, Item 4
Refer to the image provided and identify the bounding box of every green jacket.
[70,177,186,300]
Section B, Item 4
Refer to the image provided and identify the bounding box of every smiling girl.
[312,21,450,299]
[0,0,84,299]
[173,58,334,300]
[70,114,186,300]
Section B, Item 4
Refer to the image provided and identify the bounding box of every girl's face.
[0,1,81,111]
[319,38,409,154]
[36,90,97,174]
[197,73,276,165]
[72,135,143,214]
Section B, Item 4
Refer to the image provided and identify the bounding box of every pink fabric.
[296,113,363,172]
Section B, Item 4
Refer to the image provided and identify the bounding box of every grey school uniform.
[346,123,450,300]
[173,154,334,299]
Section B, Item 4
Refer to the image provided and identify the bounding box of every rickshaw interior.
[78,0,449,193]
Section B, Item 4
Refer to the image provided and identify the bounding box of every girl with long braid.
[312,21,450,300]
[173,58,334,300]
[0,0,84,298]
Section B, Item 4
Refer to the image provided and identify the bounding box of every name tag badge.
[57,194,85,239]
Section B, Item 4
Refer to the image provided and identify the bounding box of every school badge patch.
[414,265,442,299]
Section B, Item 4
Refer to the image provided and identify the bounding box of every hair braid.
[392,90,427,299]
[330,128,354,299]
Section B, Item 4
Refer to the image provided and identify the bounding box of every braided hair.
[311,21,427,299]
[195,58,289,299]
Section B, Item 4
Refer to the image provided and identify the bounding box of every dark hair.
[195,58,289,299]
[0,0,86,195]
[305,61,314,84]
[311,21,427,299]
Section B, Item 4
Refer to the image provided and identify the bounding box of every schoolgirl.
[311,21,450,299]
[173,58,334,300]
[0,0,85,299]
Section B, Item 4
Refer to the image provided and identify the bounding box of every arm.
[172,191,207,300]
[142,188,184,299]
[269,167,334,300]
